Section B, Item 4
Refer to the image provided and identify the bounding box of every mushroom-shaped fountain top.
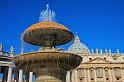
[22,4,74,47]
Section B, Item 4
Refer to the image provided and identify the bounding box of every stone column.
[111,68,115,82]
[19,70,23,82]
[66,71,70,82]
[109,68,112,82]
[87,68,91,82]
[84,68,87,82]
[75,70,78,82]
[121,68,124,82]
[7,66,12,82]
[102,68,106,82]
[29,72,33,82]
[94,68,97,82]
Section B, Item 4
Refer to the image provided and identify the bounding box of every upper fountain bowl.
[22,22,74,47]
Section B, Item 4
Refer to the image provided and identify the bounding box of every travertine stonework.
[66,34,124,82]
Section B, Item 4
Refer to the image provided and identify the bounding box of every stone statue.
[105,49,108,55]
[109,49,111,55]
[91,49,94,55]
[100,49,102,55]
[10,46,14,54]
[117,49,120,54]
[0,43,3,51]
[96,48,98,55]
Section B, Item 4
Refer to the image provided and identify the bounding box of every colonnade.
[66,67,124,82]
[5,67,124,82]
[7,67,33,82]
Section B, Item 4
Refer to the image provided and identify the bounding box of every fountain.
[13,4,82,82]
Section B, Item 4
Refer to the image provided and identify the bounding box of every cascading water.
[13,4,82,82]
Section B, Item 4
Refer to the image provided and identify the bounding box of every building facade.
[0,35,124,82]
[66,34,124,82]
[0,44,14,82]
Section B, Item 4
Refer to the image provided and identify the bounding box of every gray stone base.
[36,75,64,82]
[35,69,66,82]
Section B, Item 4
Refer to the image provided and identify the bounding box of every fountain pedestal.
[35,68,66,82]
[36,74,66,82]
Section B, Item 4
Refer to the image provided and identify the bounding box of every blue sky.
[0,0,124,54]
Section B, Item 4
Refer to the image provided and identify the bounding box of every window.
[78,69,84,78]
[91,78,94,80]
[114,68,121,78]
[89,58,92,61]
[117,77,120,80]
[105,68,109,77]
[106,78,109,80]
[96,68,103,78]
[90,68,94,79]
[104,57,106,60]
[80,78,82,80]
[113,58,117,60]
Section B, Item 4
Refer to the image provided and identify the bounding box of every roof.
[68,34,90,56]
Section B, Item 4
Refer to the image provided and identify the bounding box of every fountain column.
[35,68,67,82]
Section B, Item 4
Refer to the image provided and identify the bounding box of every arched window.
[89,68,94,79]
[114,68,121,78]
[78,68,84,78]
[96,68,103,78]
[105,68,109,78]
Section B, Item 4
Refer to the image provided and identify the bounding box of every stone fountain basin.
[22,22,74,46]
[13,51,82,72]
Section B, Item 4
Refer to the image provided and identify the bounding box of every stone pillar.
[75,70,78,82]
[87,68,91,82]
[109,68,112,82]
[94,68,97,82]
[102,68,106,82]
[121,68,124,82]
[66,71,70,82]
[84,68,87,82]
[7,66,12,82]
[19,70,23,82]
[72,70,78,82]
[111,68,115,82]
[29,72,33,82]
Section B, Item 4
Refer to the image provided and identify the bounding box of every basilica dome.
[68,34,90,55]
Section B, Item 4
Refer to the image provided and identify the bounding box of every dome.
[68,34,90,55]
